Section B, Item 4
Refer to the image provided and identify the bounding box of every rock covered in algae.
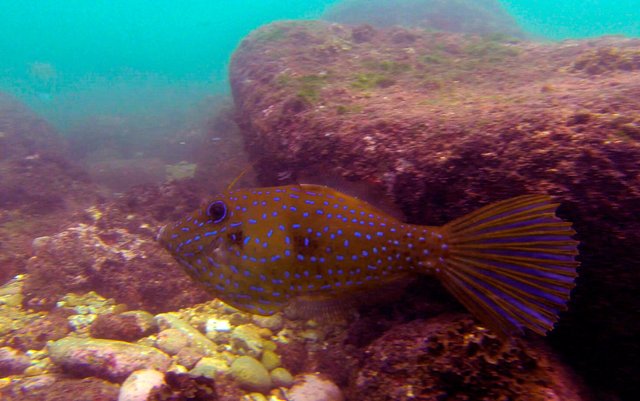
[0,376,120,401]
[48,337,172,383]
[270,367,294,388]
[90,311,158,342]
[230,356,272,393]
[190,356,229,379]
[155,313,219,357]
[230,20,640,399]
[347,314,586,401]
[22,211,208,313]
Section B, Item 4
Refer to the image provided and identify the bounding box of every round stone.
[230,356,272,393]
[260,350,281,371]
[287,373,343,401]
[155,329,190,356]
[271,367,294,387]
[118,369,165,401]
[189,356,229,379]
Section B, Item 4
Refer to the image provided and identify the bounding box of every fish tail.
[438,195,579,336]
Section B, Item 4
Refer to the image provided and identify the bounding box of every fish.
[157,184,579,336]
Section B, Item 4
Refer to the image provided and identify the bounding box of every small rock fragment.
[231,324,265,357]
[252,314,284,332]
[206,318,232,333]
[175,347,204,370]
[118,369,165,401]
[230,356,272,393]
[18,374,57,392]
[0,346,31,376]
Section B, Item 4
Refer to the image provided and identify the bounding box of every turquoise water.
[502,0,640,39]
[0,0,339,130]
[0,0,638,131]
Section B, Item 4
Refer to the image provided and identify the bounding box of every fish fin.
[219,296,288,316]
[285,293,357,321]
[438,195,579,336]
[227,163,255,190]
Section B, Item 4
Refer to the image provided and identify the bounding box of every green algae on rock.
[270,367,294,388]
[230,356,272,393]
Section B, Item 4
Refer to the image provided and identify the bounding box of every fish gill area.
[1,16,640,401]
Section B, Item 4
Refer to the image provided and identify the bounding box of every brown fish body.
[159,184,579,336]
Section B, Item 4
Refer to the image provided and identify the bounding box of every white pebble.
[206,318,232,333]
[287,373,344,401]
[118,369,165,401]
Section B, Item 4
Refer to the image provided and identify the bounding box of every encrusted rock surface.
[347,314,587,401]
[48,337,172,383]
[22,204,209,313]
[230,21,640,399]
[0,376,120,401]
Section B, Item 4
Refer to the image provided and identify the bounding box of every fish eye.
[206,200,227,223]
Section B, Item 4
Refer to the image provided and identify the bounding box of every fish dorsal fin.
[227,164,255,191]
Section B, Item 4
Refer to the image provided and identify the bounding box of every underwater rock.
[48,337,172,383]
[118,369,166,401]
[206,318,232,334]
[229,356,272,393]
[90,311,158,342]
[251,314,284,333]
[148,371,221,401]
[0,346,31,376]
[176,347,205,370]
[190,356,229,379]
[287,373,343,401]
[231,324,266,358]
[0,375,120,401]
[22,219,208,313]
[155,328,192,356]
[260,350,281,371]
[270,367,294,388]
[3,308,71,351]
[155,313,219,357]
[347,314,586,401]
[230,21,640,400]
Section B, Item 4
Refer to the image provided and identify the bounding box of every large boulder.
[230,21,640,400]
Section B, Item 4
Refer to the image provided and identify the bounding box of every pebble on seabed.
[118,369,165,401]
[287,373,344,401]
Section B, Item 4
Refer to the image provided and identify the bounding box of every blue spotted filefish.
[158,184,579,336]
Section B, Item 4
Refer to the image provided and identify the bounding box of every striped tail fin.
[439,195,579,336]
